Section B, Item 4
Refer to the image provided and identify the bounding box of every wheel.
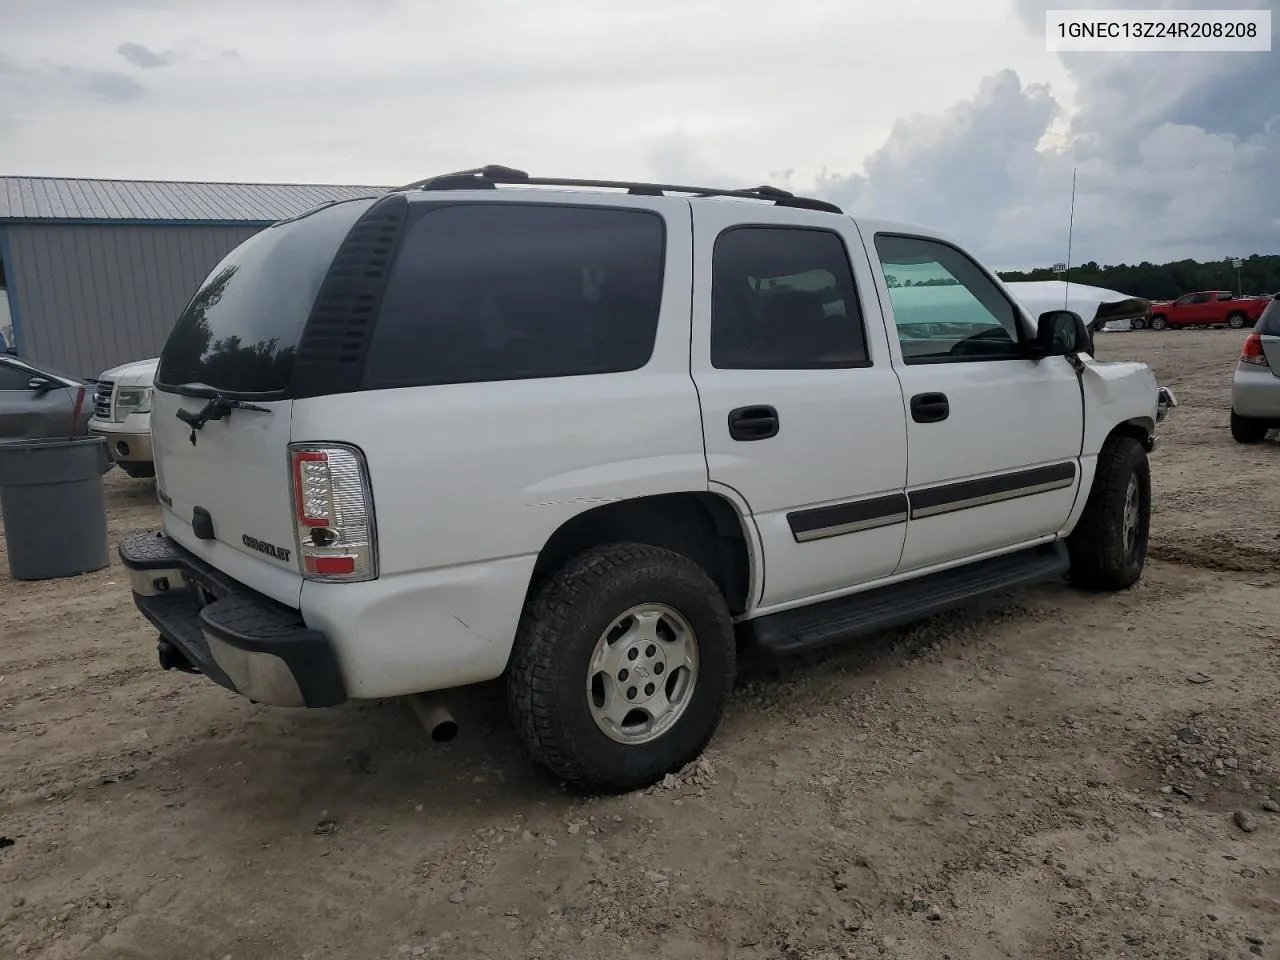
[507,542,736,793]
[1230,410,1269,444]
[1227,313,1247,329]
[119,461,156,479]
[1150,315,1167,331]
[1130,318,1146,331]
[1067,435,1150,591]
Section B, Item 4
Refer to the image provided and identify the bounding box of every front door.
[691,204,908,610]
[1174,292,1211,326]
[0,360,74,440]
[860,227,1085,574]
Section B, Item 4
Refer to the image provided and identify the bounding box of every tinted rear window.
[156,197,376,395]
[1258,298,1280,336]
[362,203,665,388]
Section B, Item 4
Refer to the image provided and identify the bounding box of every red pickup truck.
[1143,291,1270,331]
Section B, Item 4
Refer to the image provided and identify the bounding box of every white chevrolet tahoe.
[120,166,1176,792]
[89,357,159,478]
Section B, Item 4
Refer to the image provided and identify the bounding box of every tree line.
[998,254,1280,301]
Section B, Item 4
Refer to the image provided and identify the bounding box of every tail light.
[289,444,378,582]
[1241,332,1269,367]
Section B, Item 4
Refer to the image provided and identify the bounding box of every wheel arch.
[527,491,755,617]
[1115,416,1156,451]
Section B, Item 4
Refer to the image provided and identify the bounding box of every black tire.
[119,461,156,479]
[1150,315,1168,330]
[1230,410,1269,444]
[507,542,736,793]
[1130,318,1146,331]
[1227,313,1246,329]
[1067,435,1150,591]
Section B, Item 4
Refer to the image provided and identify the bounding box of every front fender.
[1079,358,1164,456]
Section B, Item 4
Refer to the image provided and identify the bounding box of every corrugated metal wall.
[2,222,262,376]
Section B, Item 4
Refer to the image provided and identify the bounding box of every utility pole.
[1231,257,1243,295]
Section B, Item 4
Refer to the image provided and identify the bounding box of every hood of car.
[1004,281,1145,326]
[99,357,159,385]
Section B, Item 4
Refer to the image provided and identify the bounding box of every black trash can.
[0,436,112,581]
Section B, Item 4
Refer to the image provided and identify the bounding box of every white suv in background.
[119,166,1174,793]
[89,357,158,478]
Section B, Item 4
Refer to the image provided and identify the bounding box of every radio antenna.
[1064,167,1077,307]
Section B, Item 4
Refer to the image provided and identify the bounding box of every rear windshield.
[362,203,666,388]
[1257,298,1280,336]
[156,197,377,396]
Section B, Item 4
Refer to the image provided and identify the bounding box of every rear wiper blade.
[175,382,219,399]
[175,388,272,440]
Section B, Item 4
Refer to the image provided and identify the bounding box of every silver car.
[0,355,93,441]
[1231,296,1280,444]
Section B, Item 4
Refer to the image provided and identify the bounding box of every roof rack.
[389,165,843,214]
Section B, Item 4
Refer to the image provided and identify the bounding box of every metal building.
[0,177,383,376]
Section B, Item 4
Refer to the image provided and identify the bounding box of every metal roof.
[0,176,388,224]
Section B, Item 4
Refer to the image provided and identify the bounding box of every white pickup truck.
[118,167,1176,792]
[89,357,158,479]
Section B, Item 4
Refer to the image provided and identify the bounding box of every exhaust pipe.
[409,694,459,743]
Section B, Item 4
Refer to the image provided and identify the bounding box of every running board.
[740,542,1069,656]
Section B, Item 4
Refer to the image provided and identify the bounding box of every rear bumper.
[119,532,346,707]
[1231,363,1280,420]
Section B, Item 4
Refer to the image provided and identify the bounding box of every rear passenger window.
[711,227,869,369]
[363,204,665,387]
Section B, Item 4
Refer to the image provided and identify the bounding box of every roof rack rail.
[389,165,843,214]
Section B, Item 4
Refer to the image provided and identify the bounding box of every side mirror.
[1032,310,1090,357]
[28,376,55,395]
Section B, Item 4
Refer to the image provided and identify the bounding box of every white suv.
[119,166,1175,792]
[89,357,158,478]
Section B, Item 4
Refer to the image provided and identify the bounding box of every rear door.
[690,205,908,610]
[152,196,378,607]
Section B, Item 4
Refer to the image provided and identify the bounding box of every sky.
[0,0,1275,269]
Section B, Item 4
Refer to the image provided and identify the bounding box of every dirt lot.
[1,329,1277,960]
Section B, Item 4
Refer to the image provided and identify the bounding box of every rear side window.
[1258,298,1280,336]
[156,197,377,396]
[710,227,869,369]
[362,204,665,388]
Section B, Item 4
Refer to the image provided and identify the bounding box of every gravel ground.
[1,329,1277,960]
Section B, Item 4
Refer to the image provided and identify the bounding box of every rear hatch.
[1257,299,1280,372]
[152,196,379,607]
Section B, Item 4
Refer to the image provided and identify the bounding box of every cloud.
[115,39,239,69]
[644,132,738,186]
[818,71,1057,233]
[57,67,148,102]
[117,41,177,69]
[0,0,1272,271]
[0,0,1062,183]
[811,0,1280,268]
